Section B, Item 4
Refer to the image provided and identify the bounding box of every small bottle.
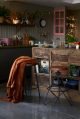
[38,41,41,47]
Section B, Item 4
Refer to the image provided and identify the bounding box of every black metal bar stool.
[45,67,72,105]
[45,51,73,105]
[24,63,40,102]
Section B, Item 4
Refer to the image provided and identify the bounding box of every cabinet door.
[54,8,65,35]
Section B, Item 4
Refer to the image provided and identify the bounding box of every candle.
[76,44,79,49]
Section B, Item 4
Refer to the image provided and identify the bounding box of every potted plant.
[66,33,76,43]
[0,6,10,23]
[65,33,77,48]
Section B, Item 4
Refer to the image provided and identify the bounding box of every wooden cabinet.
[32,47,80,91]
[54,8,65,35]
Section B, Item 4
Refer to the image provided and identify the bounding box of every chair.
[45,50,72,105]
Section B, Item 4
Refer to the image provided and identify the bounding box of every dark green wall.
[0,47,32,83]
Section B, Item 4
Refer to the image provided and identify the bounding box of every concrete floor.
[0,84,80,119]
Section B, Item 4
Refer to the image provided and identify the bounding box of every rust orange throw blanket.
[0,56,37,103]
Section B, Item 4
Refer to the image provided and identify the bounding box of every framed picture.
[37,58,49,74]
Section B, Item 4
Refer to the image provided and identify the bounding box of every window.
[54,8,65,35]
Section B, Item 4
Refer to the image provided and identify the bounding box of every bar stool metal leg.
[34,65,41,102]
[24,64,40,103]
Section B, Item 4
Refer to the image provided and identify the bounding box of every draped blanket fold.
[0,56,37,103]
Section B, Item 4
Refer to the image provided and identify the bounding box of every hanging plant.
[0,6,10,17]
[22,10,40,24]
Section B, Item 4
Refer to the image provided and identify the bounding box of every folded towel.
[0,56,37,103]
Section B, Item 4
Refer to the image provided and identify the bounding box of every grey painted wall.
[0,2,53,44]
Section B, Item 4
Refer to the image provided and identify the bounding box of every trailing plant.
[0,6,10,17]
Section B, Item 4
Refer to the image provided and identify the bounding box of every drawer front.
[68,50,80,66]
[32,47,50,59]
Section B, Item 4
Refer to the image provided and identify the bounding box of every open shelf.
[0,22,35,27]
